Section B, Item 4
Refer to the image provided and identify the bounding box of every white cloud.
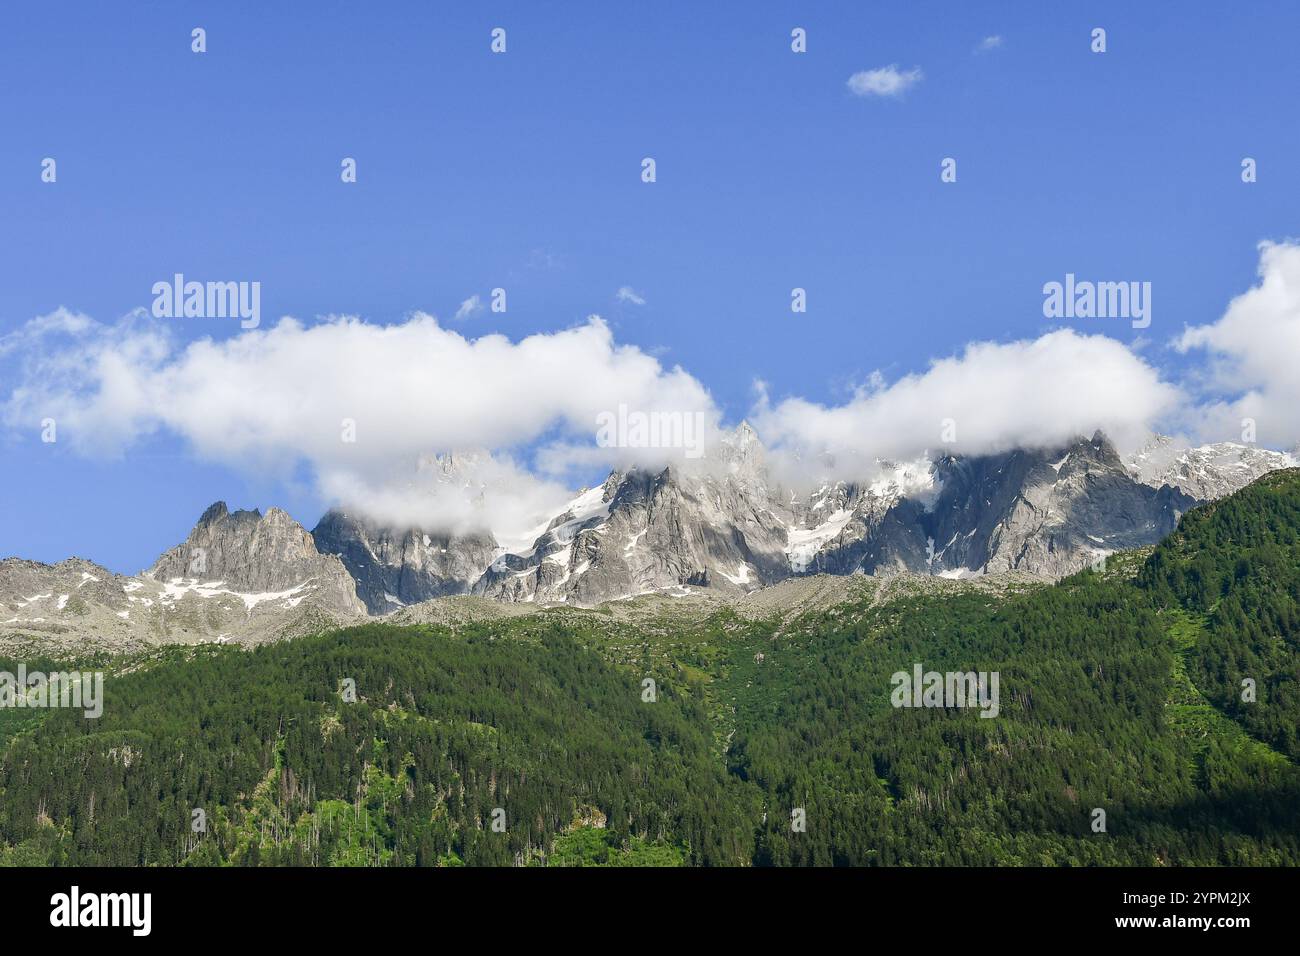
[1,312,721,539]
[752,329,1182,485]
[847,65,923,98]
[976,35,1003,53]
[615,286,646,306]
[8,242,1300,539]
[318,450,575,551]
[0,307,95,356]
[1176,240,1300,448]
[454,294,483,320]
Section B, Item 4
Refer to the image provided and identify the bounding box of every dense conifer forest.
[2,472,1298,866]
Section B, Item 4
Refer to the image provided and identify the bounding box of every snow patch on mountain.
[159,578,315,611]
[787,509,855,572]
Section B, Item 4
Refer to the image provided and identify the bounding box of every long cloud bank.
[3,241,1298,538]
[752,329,1182,482]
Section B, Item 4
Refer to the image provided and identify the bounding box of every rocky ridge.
[3,430,1294,650]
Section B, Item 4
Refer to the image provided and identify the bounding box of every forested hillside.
[1139,469,1300,760]
[2,472,1298,866]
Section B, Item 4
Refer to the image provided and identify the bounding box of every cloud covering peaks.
[5,241,1300,537]
[753,329,1181,482]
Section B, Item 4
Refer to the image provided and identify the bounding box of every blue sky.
[3,1,1300,573]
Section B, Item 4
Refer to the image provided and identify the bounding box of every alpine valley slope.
[4,468,1300,866]
[1,428,1294,651]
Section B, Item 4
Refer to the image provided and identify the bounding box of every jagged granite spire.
[148,502,364,616]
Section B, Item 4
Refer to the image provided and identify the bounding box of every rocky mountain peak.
[149,502,364,615]
[109,430,1300,623]
[311,508,499,614]
[10,428,1298,651]
[1083,430,1125,468]
[198,501,231,526]
[1126,434,1298,500]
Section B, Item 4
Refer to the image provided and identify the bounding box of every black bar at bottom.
[0,865,1284,941]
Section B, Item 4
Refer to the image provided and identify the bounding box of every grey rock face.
[795,433,1198,580]
[473,427,793,605]
[1,556,146,654]
[0,557,126,615]
[929,433,1195,577]
[312,509,499,614]
[462,430,1205,603]
[1127,435,1297,501]
[787,460,937,576]
[148,502,364,616]
[0,551,361,654]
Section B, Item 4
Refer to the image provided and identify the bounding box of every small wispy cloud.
[975,35,1003,54]
[526,248,562,270]
[846,65,923,98]
[615,286,646,306]
[454,294,483,320]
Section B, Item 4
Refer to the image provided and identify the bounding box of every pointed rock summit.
[148,502,364,615]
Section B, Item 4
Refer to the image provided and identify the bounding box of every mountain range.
[3,429,1295,650]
